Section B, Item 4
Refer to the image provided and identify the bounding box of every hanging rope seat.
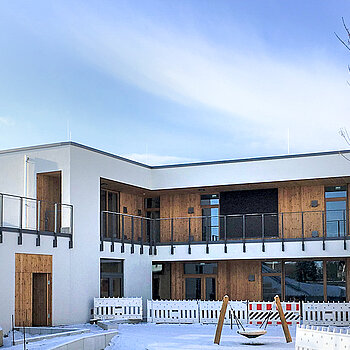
[229,302,273,339]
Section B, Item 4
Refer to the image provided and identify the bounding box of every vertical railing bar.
[131,216,135,254]
[262,214,265,252]
[110,212,115,253]
[281,212,285,252]
[36,200,41,246]
[243,214,246,253]
[206,216,209,254]
[322,211,325,251]
[188,217,191,254]
[100,211,104,251]
[224,215,227,253]
[153,218,157,255]
[149,218,153,255]
[171,218,174,255]
[121,214,125,253]
[69,204,73,249]
[53,203,58,247]
[343,209,346,250]
[140,217,144,255]
[18,197,23,245]
[301,211,305,251]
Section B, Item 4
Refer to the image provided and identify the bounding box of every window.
[100,189,119,239]
[184,262,217,300]
[326,261,346,302]
[100,259,123,298]
[145,197,160,243]
[325,186,347,237]
[285,261,323,302]
[201,194,220,241]
[262,261,282,301]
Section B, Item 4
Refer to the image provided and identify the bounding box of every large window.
[325,186,347,237]
[201,194,220,241]
[262,261,282,301]
[100,259,123,298]
[100,189,119,239]
[184,262,217,300]
[285,261,324,302]
[326,260,346,302]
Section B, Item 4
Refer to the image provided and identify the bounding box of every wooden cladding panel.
[170,262,184,299]
[15,254,52,327]
[218,260,262,301]
[278,185,325,239]
[119,192,145,240]
[160,194,201,242]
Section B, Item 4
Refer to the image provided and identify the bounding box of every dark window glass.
[326,201,347,237]
[184,263,217,275]
[205,277,216,300]
[101,260,123,274]
[285,261,323,302]
[326,261,346,302]
[100,259,123,297]
[200,194,219,206]
[325,186,347,198]
[100,278,109,298]
[262,261,282,273]
[263,276,281,301]
[145,197,160,209]
[202,207,220,241]
[185,278,201,299]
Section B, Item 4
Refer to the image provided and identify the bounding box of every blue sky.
[0,1,350,164]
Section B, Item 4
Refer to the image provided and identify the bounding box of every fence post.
[188,217,191,254]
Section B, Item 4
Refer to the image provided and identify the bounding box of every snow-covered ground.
[106,323,296,350]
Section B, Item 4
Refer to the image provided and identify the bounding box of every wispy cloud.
[0,117,14,126]
[124,153,194,166]
[49,4,350,153]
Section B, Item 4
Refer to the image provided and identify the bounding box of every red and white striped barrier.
[248,301,300,325]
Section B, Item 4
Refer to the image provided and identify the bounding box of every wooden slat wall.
[170,260,262,301]
[160,193,201,242]
[15,253,52,326]
[278,185,325,238]
[119,192,145,240]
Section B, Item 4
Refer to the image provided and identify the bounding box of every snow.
[106,323,296,350]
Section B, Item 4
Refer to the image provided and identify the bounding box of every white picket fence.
[303,302,350,327]
[295,325,350,350]
[249,301,300,325]
[93,297,143,321]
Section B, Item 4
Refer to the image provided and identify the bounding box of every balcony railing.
[100,209,349,254]
[0,192,73,248]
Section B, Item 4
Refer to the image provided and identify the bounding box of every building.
[0,141,349,333]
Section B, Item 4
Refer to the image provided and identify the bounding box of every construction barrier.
[147,300,199,323]
[295,325,350,350]
[199,300,247,324]
[248,301,300,325]
[93,297,142,321]
[303,302,350,326]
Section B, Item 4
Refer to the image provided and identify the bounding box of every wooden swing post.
[214,295,229,345]
[274,295,292,343]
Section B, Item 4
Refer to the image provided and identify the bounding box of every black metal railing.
[100,209,349,254]
[0,192,73,248]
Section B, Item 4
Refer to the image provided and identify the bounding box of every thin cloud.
[0,117,14,126]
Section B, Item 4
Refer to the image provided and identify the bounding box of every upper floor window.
[325,186,347,237]
[201,194,219,241]
[200,194,219,206]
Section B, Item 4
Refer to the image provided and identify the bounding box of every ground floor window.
[100,259,123,297]
[152,263,171,300]
[262,259,346,302]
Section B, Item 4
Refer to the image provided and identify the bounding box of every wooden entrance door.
[15,254,52,326]
[32,273,50,326]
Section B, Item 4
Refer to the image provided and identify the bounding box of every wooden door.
[32,273,48,326]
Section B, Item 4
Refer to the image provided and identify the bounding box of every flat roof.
[0,141,349,169]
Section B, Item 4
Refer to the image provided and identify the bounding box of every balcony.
[100,209,349,256]
[0,193,73,248]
